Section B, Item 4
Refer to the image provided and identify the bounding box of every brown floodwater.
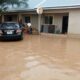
[0,34,80,80]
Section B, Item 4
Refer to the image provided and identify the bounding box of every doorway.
[62,16,68,34]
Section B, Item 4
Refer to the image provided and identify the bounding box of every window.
[8,16,12,21]
[24,16,31,23]
[44,16,53,24]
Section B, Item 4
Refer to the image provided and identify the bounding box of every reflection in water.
[24,56,41,61]
[24,56,41,68]
[20,55,80,80]
[0,35,80,80]
[25,60,40,68]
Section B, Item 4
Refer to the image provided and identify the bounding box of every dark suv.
[0,22,23,40]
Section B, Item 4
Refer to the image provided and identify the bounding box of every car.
[0,22,24,40]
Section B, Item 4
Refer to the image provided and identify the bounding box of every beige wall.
[42,13,66,33]
[44,8,80,34]
[68,9,80,34]
[31,14,38,29]
[22,14,38,29]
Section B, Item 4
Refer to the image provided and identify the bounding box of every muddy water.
[0,35,80,80]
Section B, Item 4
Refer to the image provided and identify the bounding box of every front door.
[62,16,68,34]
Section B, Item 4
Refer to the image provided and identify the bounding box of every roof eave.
[6,9,35,13]
[42,5,80,10]
[6,5,80,13]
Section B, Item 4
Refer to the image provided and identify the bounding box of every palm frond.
[0,0,28,12]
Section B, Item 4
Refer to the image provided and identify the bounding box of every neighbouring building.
[0,0,80,35]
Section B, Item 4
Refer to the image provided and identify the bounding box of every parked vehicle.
[0,22,23,40]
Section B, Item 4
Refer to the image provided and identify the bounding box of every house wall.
[42,13,67,33]
[44,8,80,34]
[68,9,80,34]
[31,14,38,29]
[22,14,38,29]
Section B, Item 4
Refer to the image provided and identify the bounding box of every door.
[62,16,68,34]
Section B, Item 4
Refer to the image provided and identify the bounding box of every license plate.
[7,31,13,34]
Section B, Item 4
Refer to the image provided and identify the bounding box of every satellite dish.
[36,7,43,14]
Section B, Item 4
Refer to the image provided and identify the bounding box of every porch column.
[2,15,4,23]
[18,14,22,22]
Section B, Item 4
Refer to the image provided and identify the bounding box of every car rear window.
[1,23,20,28]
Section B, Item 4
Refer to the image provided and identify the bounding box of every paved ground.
[0,34,80,80]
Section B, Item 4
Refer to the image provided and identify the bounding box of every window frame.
[44,16,53,24]
[24,16,31,23]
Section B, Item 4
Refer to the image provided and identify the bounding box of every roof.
[8,0,80,12]
[36,0,80,8]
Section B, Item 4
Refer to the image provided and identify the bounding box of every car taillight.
[16,29,22,33]
[0,30,3,34]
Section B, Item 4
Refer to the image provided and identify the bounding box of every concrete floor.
[0,34,80,80]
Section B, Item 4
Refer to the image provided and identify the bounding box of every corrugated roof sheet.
[35,0,80,8]
[28,0,42,9]
[8,0,80,11]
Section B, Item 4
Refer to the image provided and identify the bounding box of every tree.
[0,0,28,12]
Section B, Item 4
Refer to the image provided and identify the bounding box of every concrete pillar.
[2,15,4,23]
[18,14,22,22]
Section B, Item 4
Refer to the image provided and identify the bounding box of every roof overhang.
[4,5,80,13]
[43,5,80,10]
